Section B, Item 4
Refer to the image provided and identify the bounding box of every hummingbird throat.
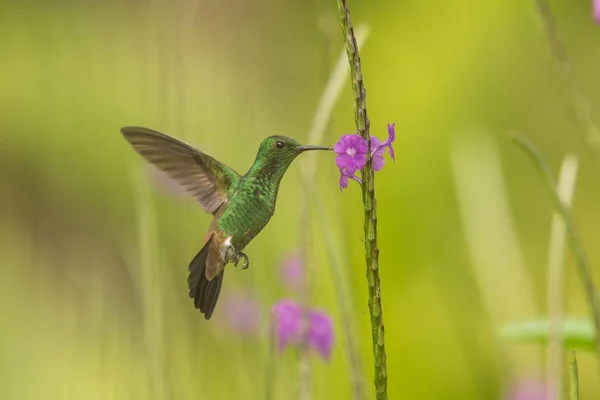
[220,236,250,270]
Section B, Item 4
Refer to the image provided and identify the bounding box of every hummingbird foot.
[220,240,250,270]
[234,252,250,270]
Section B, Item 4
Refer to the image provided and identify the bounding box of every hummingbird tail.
[188,236,224,320]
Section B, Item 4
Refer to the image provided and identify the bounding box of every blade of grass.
[264,314,277,400]
[132,167,167,400]
[450,131,538,377]
[299,19,370,400]
[532,0,600,164]
[499,317,596,352]
[509,131,600,362]
[546,154,579,400]
[569,351,579,400]
[311,190,367,399]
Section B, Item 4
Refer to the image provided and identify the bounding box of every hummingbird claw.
[221,240,249,270]
[234,252,250,270]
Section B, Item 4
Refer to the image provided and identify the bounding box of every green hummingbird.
[121,126,331,319]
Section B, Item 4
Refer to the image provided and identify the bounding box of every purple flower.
[334,134,368,173]
[280,253,304,289]
[271,299,335,361]
[221,291,263,336]
[385,123,396,160]
[307,310,335,360]
[339,168,362,189]
[370,136,386,171]
[333,123,396,190]
[272,299,303,351]
[595,0,600,23]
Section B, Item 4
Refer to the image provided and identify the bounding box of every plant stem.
[300,21,370,400]
[298,190,311,400]
[532,0,600,164]
[133,168,167,400]
[312,190,367,400]
[546,154,579,400]
[264,314,277,400]
[336,1,388,399]
[509,132,600,362]
[569,351,579,400]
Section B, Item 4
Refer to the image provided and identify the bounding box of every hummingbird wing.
[121,126,241,214]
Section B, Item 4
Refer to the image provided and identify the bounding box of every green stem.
[133,168,167,400]
[336,1,388,399]
[532,0,600,164]
[300,21,370,400]
[569,351,580,400]
[546,154,579,400]
[312,191,367,400]
[509,132,600,362]
[264,314,277,400]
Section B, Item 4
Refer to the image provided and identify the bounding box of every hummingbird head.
[249,135,331,178]
[258,135,331,162]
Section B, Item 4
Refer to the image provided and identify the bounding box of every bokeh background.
[2,0,600,399]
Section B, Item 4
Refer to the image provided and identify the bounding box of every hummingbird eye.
[275,141,284,149]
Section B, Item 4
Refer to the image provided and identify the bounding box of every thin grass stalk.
[546,154,579,400]
[569,351,580,400]
[509,132,600,363]
[311,190,367,399]
[298,186,311,400]
[264,313,277,400]
[133,168,166,400]
[336,1,388,398]
[532,0,600,164]
[299,21,370,400]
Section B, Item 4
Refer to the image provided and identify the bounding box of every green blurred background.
[1,0,600,398]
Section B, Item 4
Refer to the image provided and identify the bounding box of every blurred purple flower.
[333,123,396,190]
[595,0,600,23]
[221,291,262,336]
[272,299,303,351]
[505,379,549,400]
[281,253,304,289]
[271,299,335,361]
[307,309,335,360]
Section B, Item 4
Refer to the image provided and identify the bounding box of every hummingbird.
[121,126,331,319]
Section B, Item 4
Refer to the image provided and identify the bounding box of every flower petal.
[387,123,396,142]
[351,153,367,171]
[339,172,349,190]
[335,153,353,170]
[222,291,262,336]
[388,145,395,161]
[352,135,368,153]
[272,299,303,352]
[280,254,304,290]
[308,309,335,361]
[338,168,363,190]
[385,123,396,161]
[372,155,385,171]
[370,136,385,157]
[333,134,353,154]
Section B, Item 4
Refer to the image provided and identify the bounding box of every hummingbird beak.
[297,145,333,152]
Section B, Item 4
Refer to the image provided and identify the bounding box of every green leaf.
[499,317,596,352]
